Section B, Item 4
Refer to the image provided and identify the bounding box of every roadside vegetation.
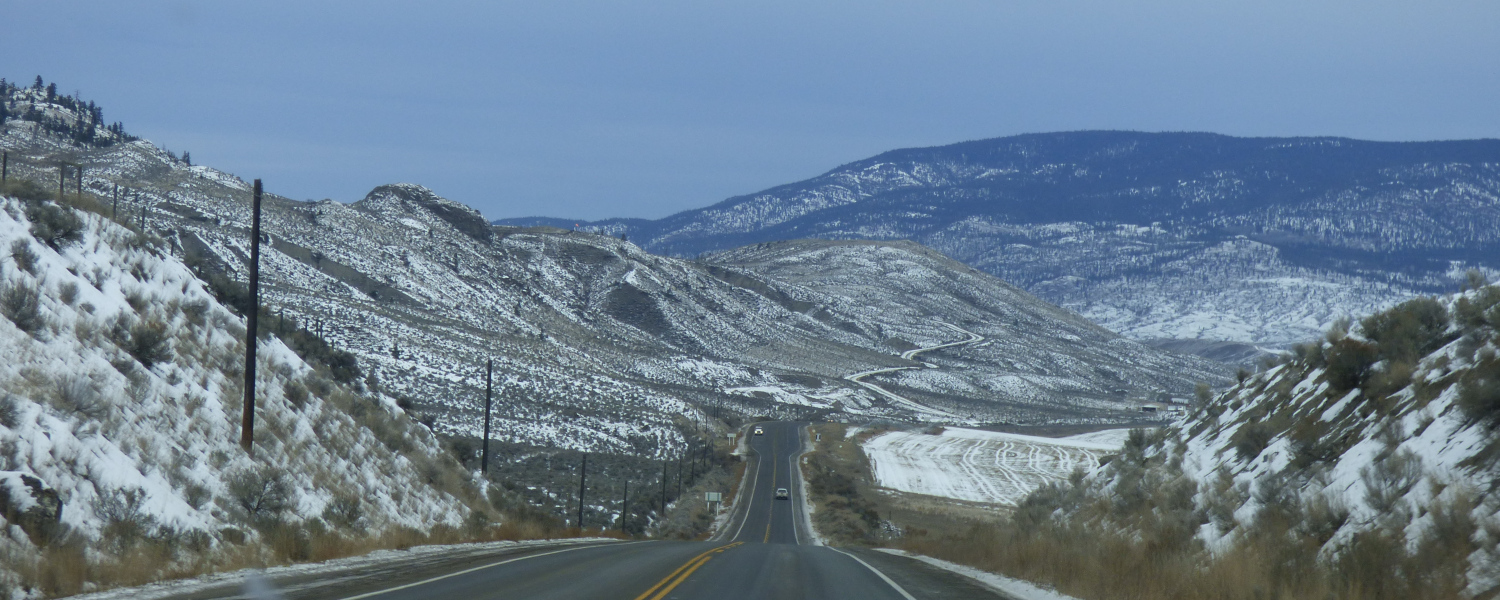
[807,283,1500,600]
[802,424,886,545]
[0,187,582,598]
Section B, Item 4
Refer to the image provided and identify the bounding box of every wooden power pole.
[576,453,588,530]
[621,478,629,533]
[482,359,493,474]
[240,179,263,453]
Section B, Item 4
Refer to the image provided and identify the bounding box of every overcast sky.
[6,1,1498,220]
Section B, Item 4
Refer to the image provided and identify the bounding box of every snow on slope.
[714,239,1231,423]
[516,132,1500,355]
[863,427,1124,505]
[0,195,482,596]
[1059,284,1500,595]
[0,112,1228,443]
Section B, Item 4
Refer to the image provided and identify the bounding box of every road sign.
[705,492,722,502]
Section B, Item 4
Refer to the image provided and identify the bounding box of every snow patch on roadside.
[874,548,1082,600]
[796,425,825,546]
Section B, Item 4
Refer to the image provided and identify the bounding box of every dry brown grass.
[801,423,1479,600]
[896,476,1479,600]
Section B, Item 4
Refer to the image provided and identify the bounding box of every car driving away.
[775,487,789,500]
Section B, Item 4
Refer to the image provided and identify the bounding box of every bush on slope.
[0,195,495,598]
[903,283,1500,600]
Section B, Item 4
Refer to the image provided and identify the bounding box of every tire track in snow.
[864,427,1126,505]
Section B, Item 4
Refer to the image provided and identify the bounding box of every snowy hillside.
[505,131,1500,356]
[0,193,486,597]
[1172,285,1500,578]
[0,83,1231,458]
[712,239,1228,421]
[1001,282,1500,598]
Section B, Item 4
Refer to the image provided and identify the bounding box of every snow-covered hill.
[0,193,486,597]
[1174,286,1500,573]
[0,83,1230,457]
[1014,282,1500,597]
[503,131,1500,357]
[711,239,1227,421]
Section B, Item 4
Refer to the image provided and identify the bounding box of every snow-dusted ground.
[863,427,1126,505]
[0,193,480,596]
[874,549,1082,600]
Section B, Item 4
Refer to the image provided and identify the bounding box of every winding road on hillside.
[145,423,1005,600]
[844,323,985,420]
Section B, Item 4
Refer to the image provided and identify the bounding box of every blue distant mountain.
[497,131,1500,349]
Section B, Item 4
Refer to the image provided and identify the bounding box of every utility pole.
[676,454,683,498]
[2,150,8,183]
[660,460,668,517]
[240,179,263,453]
[111,184,118,219]
[576,453,588,530]
[482,359,493,474]
[75,164,82,197]
[57,165,65,201]
[620,478,629,533]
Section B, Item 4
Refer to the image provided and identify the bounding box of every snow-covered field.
[863,427,1127,505]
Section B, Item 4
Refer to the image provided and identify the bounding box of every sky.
[5,1,1498,221]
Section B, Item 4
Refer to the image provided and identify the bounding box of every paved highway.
[162,422,1005,599]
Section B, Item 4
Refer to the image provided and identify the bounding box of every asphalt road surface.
[163,422,1007,600]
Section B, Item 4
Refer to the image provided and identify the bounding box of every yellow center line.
[632,542,742,600]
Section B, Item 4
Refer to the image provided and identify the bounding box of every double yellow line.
[632,542,744,600]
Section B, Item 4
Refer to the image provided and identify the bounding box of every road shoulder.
[66,538,626,600]
[871,548,1082,600]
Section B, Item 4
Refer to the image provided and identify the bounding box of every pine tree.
[32,76,42,90]
[182,151,191,166]
[45,83,56,102]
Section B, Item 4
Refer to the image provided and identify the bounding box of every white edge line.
[872,548,1083,600]
[791,423,819,546]
[336,541,639,600]
[726,427,762,543]
[827,547,918,600]
[789,426,802,546]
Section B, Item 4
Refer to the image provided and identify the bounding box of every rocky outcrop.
[0,472,62,546]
